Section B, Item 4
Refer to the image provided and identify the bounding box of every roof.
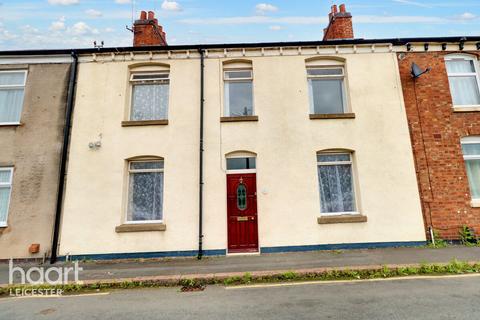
[0,36,479,56]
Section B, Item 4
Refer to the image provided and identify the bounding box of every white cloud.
[115,0,131,3]
[69,22,99,35]
[392,0,432,8]
[161,0,182,12]
[86,9,102,18]
[269,25,282,31]
[256,3,278,15]
[50,16,66,31]
[48,0,79,5]
[20,25,40,33]
[454,12,477,21]
[180,14,450,26]
[105,27,115,32]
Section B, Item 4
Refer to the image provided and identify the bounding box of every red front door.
[227,173,259,253]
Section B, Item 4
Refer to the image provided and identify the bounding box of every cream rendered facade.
[58,45,426,258]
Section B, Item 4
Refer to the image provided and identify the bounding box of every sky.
[0,0,479,50]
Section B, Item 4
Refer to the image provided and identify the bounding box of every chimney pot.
[339,4,346,13]
[140,11,147,20]
[148,11,155,20]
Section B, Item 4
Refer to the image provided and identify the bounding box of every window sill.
[318,214,367,224]
[0,123,22,127]
[452,106,480,113]
[121,120,168,127]
[220,116,258,123]
[115,223,166,233]
[309,113,355,120]
[470,199,480,208]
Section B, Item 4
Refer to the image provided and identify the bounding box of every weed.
[459,226,477,247]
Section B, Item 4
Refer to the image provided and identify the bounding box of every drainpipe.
[50,51,78,264]
[197,48,205,260]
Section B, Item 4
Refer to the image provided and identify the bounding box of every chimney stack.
[133,10,167,47]
[323,4,354,41]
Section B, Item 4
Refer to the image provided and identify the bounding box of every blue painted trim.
[58,249,226,262]
[260,241,427,254]
[57,241,427,261]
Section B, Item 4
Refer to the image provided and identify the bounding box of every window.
[224,70,254,117]
[0,70,27,124]
[127,160,164,222]
[317,152,356,215]
[226,157,256,170]
[0,168,13,227]
[461,137,480,201]
[237,184,247,210]
[130,72,169,121]
[445,55,480,106]
[307,67,347,114]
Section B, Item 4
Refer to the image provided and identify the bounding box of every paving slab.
[1,246,480,285]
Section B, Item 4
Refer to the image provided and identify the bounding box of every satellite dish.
[411,63,431,78]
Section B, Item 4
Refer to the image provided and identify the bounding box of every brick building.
[397,45,480,240]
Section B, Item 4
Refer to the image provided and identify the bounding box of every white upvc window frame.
[125,159,164,224]
[223,69,254,117]
[0,70,28,125]
[445,55,480,109]
[461,136,480,206]
[0,167,14,227]
[307,67,347,115]
[129,71,170,121]
[317,152,359,216]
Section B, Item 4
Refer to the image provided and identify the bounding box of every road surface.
[1,275,479,319]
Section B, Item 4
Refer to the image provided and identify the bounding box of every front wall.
[0,63,70,259]
[398,51,480,240]
[60,52,425,256]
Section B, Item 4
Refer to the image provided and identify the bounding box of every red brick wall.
[398,51,480,240]
[323,16,354,41]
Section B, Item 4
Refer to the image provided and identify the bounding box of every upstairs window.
[130,72,169,121]
[224,69,254,117]
[445,55,480,107]
[461,137,480,201]
[0,167,13,227]
[127,160,164,222]
[317,152,356,215]
[0,70,27,124]
[308,67,347,114]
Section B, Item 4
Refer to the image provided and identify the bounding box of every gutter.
[0,36,479,56]
[50,51,78,264]
[197,49,205,260]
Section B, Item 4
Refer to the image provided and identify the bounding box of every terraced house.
[0,52,72,260]
[4,4,480,261]
[397,39,480,241]
[56,6,427,260]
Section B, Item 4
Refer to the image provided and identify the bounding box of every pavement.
[2,275,480,319]
[2,246,480,285]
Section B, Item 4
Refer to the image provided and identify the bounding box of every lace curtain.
[317,155,355,213]
[131,83,169,121]
[128,171,164,221]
